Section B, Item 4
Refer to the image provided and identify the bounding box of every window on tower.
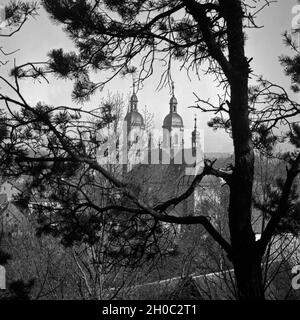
[174,134,179,145]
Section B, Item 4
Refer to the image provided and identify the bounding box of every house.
[0,193,29,236]
[0,176,27,200]
[0,181,20,202]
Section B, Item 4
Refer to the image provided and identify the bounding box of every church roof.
[163,112,184,128]
[124,161,222,214]
[169,95,178,105]
[124,163,190,211]
[124,110,144,127]
[162,81,183,129]
[130,92,138,103]
[124,83,144,128]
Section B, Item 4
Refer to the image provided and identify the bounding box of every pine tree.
[0,0,299,300]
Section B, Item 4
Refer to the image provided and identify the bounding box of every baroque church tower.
[123,81,203,172]
[162,82,184,149]
[123,82,145,172]
[191,114,204,173]
[161,82,184,164]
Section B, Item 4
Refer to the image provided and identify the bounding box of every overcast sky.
[0,0,298,153]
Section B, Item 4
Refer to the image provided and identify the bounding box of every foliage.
[0,0,299,300]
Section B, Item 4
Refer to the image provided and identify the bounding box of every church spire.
[133,80,136,95]
[169,81,178,113]
[124,79,145,134]
[192,114,200,157]
[162,80,183,131]
[130,80,138,111]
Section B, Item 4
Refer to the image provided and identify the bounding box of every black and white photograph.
[0,0,299,309]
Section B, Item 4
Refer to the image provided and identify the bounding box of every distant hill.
[204,152,233,159]
[204,153,233,169]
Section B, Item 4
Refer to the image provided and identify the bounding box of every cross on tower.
[171,80,175,96]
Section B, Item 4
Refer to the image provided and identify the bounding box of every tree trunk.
[221,0,264,300]
[233,254,265,300]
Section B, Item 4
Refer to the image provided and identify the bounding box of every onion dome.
[162,81,183,129]
[124,82,144,128]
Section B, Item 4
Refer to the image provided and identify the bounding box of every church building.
[122,82,223,222]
